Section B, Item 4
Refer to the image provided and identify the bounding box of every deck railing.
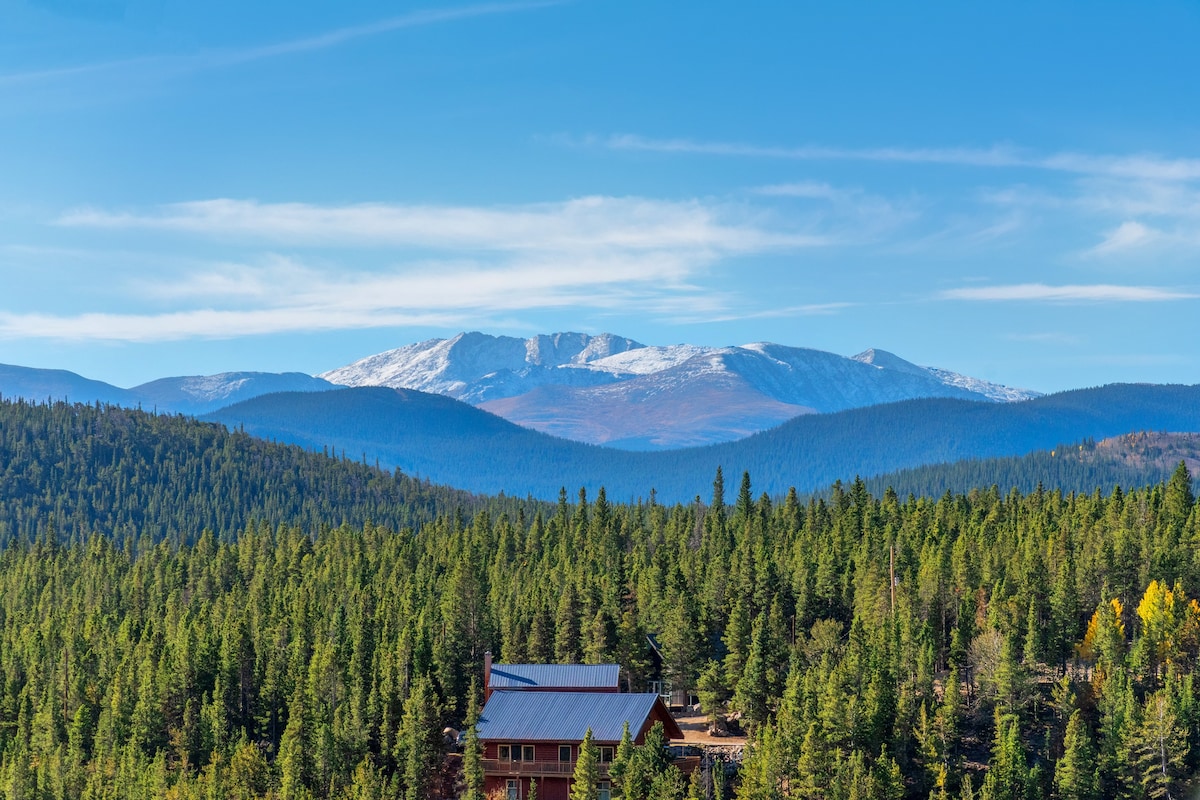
[482,759,611,778]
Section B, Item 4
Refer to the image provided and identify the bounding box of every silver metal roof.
[477,691,662,743]
[488,663,620,690]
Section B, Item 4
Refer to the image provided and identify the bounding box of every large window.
[598,780,611,800]
[598,746,614,763]
[559,745,572,762]
[506,779,519,800]
[499,744,535,762]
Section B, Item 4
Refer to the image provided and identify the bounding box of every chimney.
[484,651,493,701]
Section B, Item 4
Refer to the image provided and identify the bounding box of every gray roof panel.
[488,663,620,690]
[477,691,662,743]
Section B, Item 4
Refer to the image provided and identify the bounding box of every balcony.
[482,759,611,779]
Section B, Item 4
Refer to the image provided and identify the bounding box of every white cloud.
[0,307,466,343]
[0,226,783,342]
[940,283,1197,303]
[12,192,849,342]
[0,253,711,342]
[729,302,855,321]
[59,196,822,253]
[1004,332,1083,345]
[753,181,845,199]
[1087,221,1161,257]
[214,2,565,66]
[0,2,562,87]
[601,133,1200,183]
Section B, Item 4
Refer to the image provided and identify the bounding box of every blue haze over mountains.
[200,384,1200,503]
[9,331,1200,503]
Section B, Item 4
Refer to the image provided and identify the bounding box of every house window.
[598,746,614,763]
[599,780,611,800]
[559,745,572,762]
[499,745,511,761]
[506,779,519,800]
[523,745,535,762]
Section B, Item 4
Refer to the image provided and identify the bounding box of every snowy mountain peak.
[852,348,1042,403]
[851,348,930,377]
[320,332,1042,447]
[320,331,647,403]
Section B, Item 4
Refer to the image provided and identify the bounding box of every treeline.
[1,459,1200,797]
[0,398,540,546]
[855,437,1165,500]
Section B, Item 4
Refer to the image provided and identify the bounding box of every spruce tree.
[570,728,599,800]
[1054,709,1097,800]
[461,678,484,800]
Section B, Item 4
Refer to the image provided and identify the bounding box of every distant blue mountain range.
[201,382,1200,503]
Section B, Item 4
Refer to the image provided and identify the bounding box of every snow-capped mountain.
[320,331,642,403]
[321,332,1041,449]
[131,372,338,414]
[0,365,338,416]
[850,348,1037,404]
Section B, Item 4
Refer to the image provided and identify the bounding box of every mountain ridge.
[203,381,1200,504]
[320,331,1041,447]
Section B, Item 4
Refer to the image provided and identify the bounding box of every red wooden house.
[477,658,682,800]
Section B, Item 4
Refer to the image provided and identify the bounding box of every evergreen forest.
[2,400,1200,798]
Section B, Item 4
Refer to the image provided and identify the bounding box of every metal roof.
[488,663,620,690]
[477,691,673,743]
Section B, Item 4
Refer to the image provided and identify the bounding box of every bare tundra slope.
[321,331,1039,448]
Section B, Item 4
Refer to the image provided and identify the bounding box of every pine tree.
[980,714,1027,800]
[279,686,312,800]
[1054,709,1097,800]
[1138,688,1187,800]
[609,721,634,794]
[461,678,484,800]
[398,674,444,800]
[556,584,582,664]
[570,728,600,800]
[733,612,771,730]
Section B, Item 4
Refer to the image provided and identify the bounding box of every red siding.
[483,741,576,760]
[484,776,571,800]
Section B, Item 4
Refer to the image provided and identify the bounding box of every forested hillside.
[858,432,1200,500]
[0,398,537,545]
[205,382,1200,502]
[2,406,1200,798]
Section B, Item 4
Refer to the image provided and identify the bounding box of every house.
[644,634,695,710]
[476,655,683,800]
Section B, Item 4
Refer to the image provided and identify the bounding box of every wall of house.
[482,740,629,760]
[483,741,582,761]
[484,775,570,800]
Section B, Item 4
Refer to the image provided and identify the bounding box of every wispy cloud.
[0,2,561,87]
[696,302,856,324]
[1087,221,1162,257]
[16,193,832,342]
[0,252,713,342]
[58,196,824,252]
[215,2,564,65]
[599,133,1200,183]
[1004,332,1084,345]
[940,283,1197,303]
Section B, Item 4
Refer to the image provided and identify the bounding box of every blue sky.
[1,0,1198,392]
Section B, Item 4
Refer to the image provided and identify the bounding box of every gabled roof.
[488,663,620,690]
[477,691,682,743]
